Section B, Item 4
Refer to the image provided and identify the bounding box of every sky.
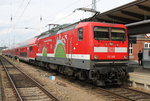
[0,0,135,47]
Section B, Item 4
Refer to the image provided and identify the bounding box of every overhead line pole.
[92,0,96,10]
[92,0,96,15]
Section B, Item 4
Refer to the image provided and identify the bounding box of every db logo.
[108,47,115,52]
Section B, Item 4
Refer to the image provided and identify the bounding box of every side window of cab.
[29,46,33,52]
[78,28,83,41]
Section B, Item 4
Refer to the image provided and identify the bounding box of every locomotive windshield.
[94,27,126,41]
[94,27,109,40]
[111,28,126,41]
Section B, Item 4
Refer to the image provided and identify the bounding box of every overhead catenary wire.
[8,0,32,33]
[13,0,25,20]
[44,0,81,21]
[14,0,32,26]
[7,0,102,47]
[8,0,32,47]
[7,0,78,47]
[7,0,14,47]
[10,0,102,32]
[46,0,102,24]
[10,0,13,21]
[39,0,42,22]
[52,12,75,24]
[8,0,27,31]
[11,0,102,29]
[84,0,102,8]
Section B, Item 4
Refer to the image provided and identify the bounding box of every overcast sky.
[0,0,135,47]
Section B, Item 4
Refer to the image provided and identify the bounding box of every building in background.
[0,47,7,50]
[129,34,150,63]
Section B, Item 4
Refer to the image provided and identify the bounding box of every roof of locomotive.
[76,21,126,28]
[37,23,77,39]
[7,21,126,50]
[37,21,126,39]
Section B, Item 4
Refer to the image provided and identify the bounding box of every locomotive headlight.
[104,43,107,46]
[124,56,128,59]
[109,42,113,46]
[94,56,99,59]
[116,44,119,47]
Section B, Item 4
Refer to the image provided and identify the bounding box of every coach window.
[15,49,18,52]
[94,27,109,40]
[29,46,33,52]
[78,28,83,41]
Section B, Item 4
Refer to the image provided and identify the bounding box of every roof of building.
[91,0,150,24]
[0,47,7,50]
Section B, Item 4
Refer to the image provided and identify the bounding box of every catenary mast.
[92,0,96,15]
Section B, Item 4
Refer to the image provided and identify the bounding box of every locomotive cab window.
[29,46,33,52]
[94,27,109,40]
[78,28,83,41]
[111,28,126,41]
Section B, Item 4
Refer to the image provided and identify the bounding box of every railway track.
[1,56,150,101]
[97,86,150,101]
[59,71,150,101]
[0,56,59,101]
[107,87,150,101]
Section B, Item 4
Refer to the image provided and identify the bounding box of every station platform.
[129,63,150,91]
[0,66,3,101]
[0,85,2,100]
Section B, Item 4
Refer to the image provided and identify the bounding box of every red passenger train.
[2,21,130,86]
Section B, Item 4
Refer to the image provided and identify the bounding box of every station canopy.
[91,0,150,25]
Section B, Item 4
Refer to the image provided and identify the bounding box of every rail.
[0,56,59,101]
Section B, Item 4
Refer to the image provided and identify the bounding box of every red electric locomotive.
[2,21,130,86]
[35,21,129,86]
